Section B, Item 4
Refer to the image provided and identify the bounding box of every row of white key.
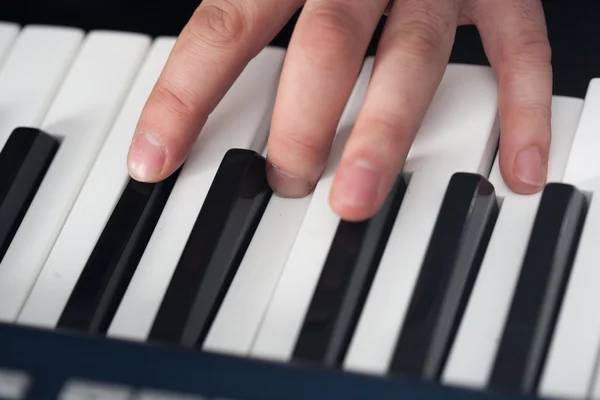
[106,45,288,341]
[5,21,600,400]
[0,24,151,321]
[442,95,584,388]
[17,37,178,328]
[442,79,600,400]
[538,79,600,400]
[0,24,85,320]
[0,22,309,347]
[342,63,500,372]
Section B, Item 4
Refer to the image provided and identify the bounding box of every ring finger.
[471,0,552,192]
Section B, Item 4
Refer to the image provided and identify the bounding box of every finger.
[266,0,388,197]
[330,0,461,221]
[127,0,302,182]
[472,0,552,192]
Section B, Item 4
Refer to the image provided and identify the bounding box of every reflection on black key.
[292,175,407,367]
[488,183,587,394]
[57,169,181,334]
[389,172,499,381]
[0,128,59,261]
[149,149,272,347]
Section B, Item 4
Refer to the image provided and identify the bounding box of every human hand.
[126,0,551,221]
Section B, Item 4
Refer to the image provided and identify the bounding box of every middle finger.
[330,0,461,220]
[266,0,389,197]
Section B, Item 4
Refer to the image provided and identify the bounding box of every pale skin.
[127,0,552,221]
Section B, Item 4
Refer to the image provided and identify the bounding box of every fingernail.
[337,160,381,206]
[128,132,165,181]
[266,163,313,197]
[514,146,546,186]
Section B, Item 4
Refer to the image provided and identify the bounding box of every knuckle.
[275,131,329,165]
[153,80,196,118]
[501,29,551,63]
[514,101,552,119]
[360,111,414,153]
[386,18,446,60]
[299,3,365,66]
[188,0,249,47]
[312,2,363,43]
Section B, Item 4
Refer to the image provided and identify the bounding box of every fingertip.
[127,131,166,182]
[329,160,386,222]
[471,0,551,195]
[330,200,379,222]
[266,162,315,198]
[500,145,547,194]
[514,146,546,185]
[329,194,382,222]
[501,176,545,195]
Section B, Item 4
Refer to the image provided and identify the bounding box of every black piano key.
[292,175,407,367]
[56,169,181,334]
[388,172,499,381]
[148,148,272,347]
[0,128,39,204]
[488,183,587,394]
[0,128,59,261]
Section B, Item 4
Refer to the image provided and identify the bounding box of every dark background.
[0,0,594,98]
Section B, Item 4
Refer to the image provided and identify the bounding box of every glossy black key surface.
[488,183,587,395]
[0,128,39,204]
[57,169,181,334]
[149,149,272,347]
[292,175,407,367]
[0,128,59,261]
[389,172,499,381]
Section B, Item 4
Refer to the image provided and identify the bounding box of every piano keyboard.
[1,21,600,400]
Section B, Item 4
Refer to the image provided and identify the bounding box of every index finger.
[127,0,301,182]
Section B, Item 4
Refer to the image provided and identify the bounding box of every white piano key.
[249,59,374,362]
[342,64,500,374]
[562,79,600,185]
[0,30,150,322]
[202,146,312,356]
[0,368,30,400]
[538,82,600,399]
[107,47,286,341]
[0,22,19,67]
[442,95,584,390]
[0,26,83,147]
[16,37,176,329]
[202,194,312,356]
